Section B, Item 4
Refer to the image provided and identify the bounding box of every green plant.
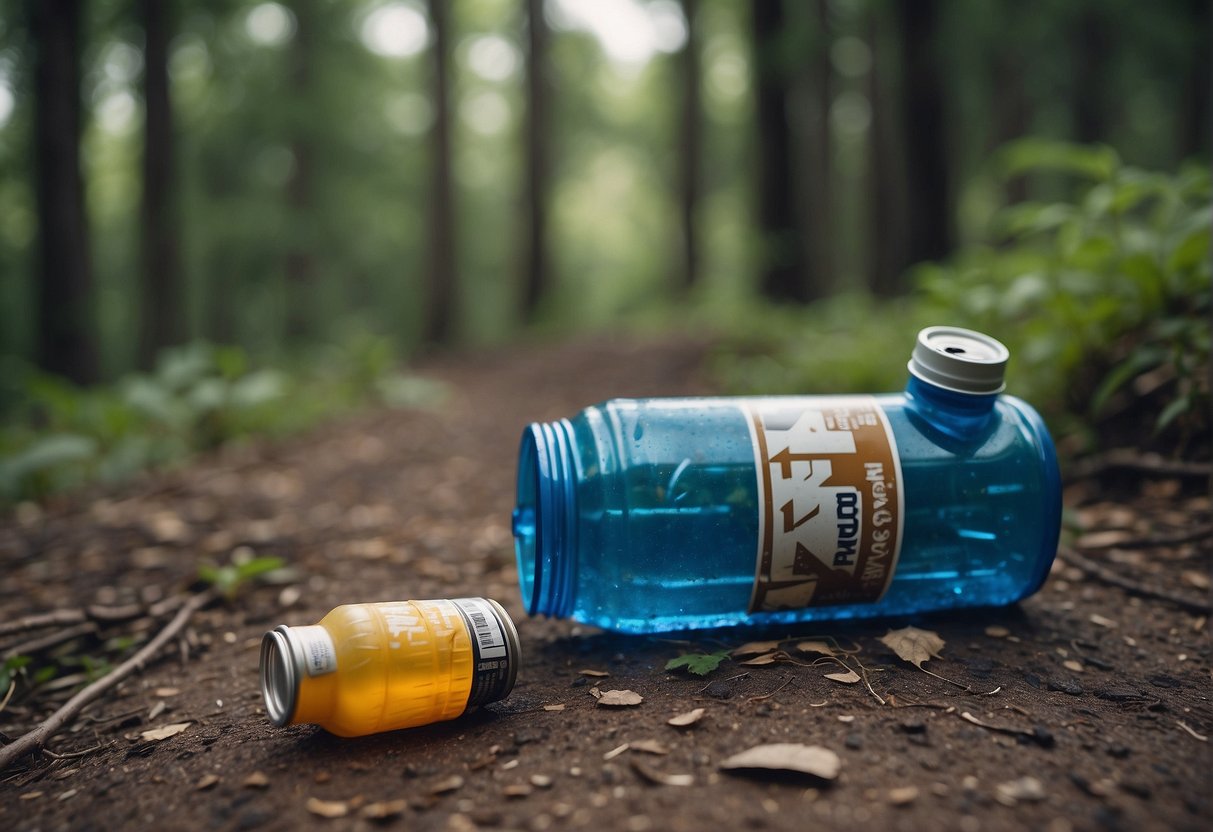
[665,649,731,677]
[713,143,1211,454]
[198,554,286,600]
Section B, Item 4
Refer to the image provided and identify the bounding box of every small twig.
[1064,450,1212,483]
[0,681,14,714]
[2,622,99,661]
[0,599,183,640]
[1076,525,1213,551]
[1176,721,1208,742]
[0,610,87,638]
[1059,547,1208,613]
[0,589,215,772]
[746,676,794,703]
[853,659,885,706]
[41,741,111,760]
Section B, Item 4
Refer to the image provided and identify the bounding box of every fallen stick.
[1058,547,1208,614]
[0,589,215,772]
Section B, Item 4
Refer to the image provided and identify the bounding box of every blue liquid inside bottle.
[513,328,1061,634]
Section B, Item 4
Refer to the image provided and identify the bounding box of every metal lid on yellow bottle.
[259,597,520,733]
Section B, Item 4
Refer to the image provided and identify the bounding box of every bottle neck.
[513,420,578,618]
[904,375,998,440]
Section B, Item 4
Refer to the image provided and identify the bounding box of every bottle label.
[452,598,515,707]
[744,396,904,612]
[294,625,338,677]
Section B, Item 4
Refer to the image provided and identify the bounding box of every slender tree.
[798,0,832,295]
[893,0,951,267]
[284,0,315,345]
[752,0,812,303]
[519,0,549,320]
[676,0,701,291]
[30,0,97,383]
[866,0,905,296]
[422,0,456,344]
[137,0,183,368]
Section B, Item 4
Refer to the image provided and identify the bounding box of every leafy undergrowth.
[0,334,447,505]
[711,142,1211,458]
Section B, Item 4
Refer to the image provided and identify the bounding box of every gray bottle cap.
[907,326,1009,395]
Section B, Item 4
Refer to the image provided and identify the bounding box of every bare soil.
[1,336,1209,832]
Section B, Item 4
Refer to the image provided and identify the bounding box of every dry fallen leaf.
[824,669,860,684]
[739,651,786,666]
[195,774,220,791]
[879,626,945,668]
[153,687,180,697]
[984,626,1010,638]
[140,722,191,742]
[530,774,553,788]
[628,739,670,755]
[888,786,919,805]
[306,798,349,819]
[667,708,705,728]
[242,772,269,789]
[719,743,841,781]
[597,689,643,707]
[543,704,566,712]
[603,743,630,760]
[1088,613,1118,628]
[360,800,407,820]
[503,784,532,798]
[630,759,694,787]
[579,669,610,677]
[731,640,783,658]
[795,640,837,657]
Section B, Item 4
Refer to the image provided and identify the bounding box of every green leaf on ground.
[666,649,730,677]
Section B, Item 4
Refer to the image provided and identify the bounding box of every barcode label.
[453,598,507,659]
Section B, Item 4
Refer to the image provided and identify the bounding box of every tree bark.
[137,0,183,369]
[520,0,549,320]
[1072,7,1111,145]
[752,0,811,303]
[31,0,97,383]
[423,0,456,344]
[894,0,951,268]
[676,0,701,292]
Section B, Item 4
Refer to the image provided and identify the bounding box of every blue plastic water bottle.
[512,327,1061,633]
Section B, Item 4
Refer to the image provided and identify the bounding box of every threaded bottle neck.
[513,420,578,618]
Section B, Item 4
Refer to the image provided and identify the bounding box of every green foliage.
[0,336,447,504]
[198,553,285,600]
[665,649,731,677]
[0,655,32,693]
[713,145,1211,451]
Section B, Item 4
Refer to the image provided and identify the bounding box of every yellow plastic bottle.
[259,598,519,737]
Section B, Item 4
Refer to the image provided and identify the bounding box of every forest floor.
[0,336,1209,832]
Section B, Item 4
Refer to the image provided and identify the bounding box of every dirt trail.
[1,336,1209,832]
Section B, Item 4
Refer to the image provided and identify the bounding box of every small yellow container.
[259,598,519,737]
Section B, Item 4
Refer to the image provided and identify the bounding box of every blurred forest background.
[0,0,1209,501]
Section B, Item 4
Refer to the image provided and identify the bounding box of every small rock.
[702,681,734,700]
[1047,677,1083,696]
[530,774,553,789]
[1147,674,1181,689]
[898,721,927,735]
[360,800,408,820]
[1024,673,1043,689]
[888,786,919,806]
[430,775,465,795]
[1095,688,1146,702]
[844,733,863,750]
[196,774,220,791]
[996,776,1046,806]
[1030,727,1055,748]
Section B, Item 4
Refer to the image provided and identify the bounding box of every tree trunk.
[1072,7,1111,145]
[797,0,832,295]
[284,0,314,345]
[752,0,811,303]
[894,0,951,268]
[137,0,183,369]
[1179,0,1210,160]
[866,0,905,297]
[423,0,456,344]
[676,0,701,292]
[519,0,549,320]
[31,0,97,383]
